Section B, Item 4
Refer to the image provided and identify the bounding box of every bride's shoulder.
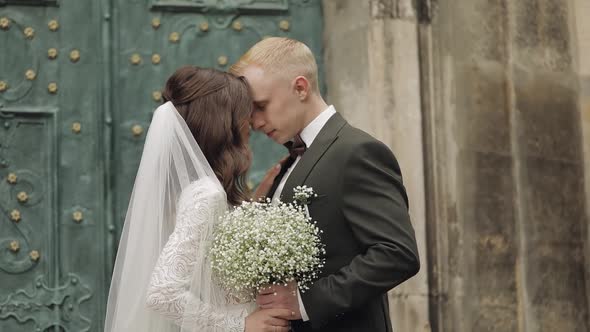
[179,177,225,204]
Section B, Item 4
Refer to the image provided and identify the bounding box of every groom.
[231,37,420,332]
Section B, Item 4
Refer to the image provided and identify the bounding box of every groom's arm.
[300,139,420,328]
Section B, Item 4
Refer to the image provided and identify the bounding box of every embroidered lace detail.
[146,180,249,331]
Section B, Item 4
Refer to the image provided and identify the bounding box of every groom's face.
[242,65,304,145]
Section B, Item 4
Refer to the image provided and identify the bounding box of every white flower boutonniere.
[293,185,318,206]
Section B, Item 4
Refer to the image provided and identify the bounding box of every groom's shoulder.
[333,122,403,177]
[337,121,391,154]
[340,123,377,142]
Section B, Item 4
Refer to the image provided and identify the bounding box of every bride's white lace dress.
[145,179,255,331]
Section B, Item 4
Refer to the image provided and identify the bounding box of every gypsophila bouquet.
[210,187,325,300]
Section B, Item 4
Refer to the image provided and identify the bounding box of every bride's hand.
[245,308,291,332]
[253,156,289,200]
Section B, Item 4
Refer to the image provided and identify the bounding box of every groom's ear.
[293,76,310,101]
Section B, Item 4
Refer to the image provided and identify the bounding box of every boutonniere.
[293,185,318,206]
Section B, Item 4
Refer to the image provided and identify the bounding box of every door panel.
[1,1,323,330]
[0,1,106,331]
[0,108,60,331]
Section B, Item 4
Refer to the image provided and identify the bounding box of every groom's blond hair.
[230,37,320,93]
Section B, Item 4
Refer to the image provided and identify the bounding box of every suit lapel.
[266,156,295,200]
[279,113,347,203]
[267,173,282,200]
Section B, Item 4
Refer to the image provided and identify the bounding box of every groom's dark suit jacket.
[268,112,420,332]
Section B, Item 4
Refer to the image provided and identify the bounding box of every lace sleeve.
[145,182,246,332]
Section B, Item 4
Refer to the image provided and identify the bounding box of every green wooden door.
[0,0,108,331]
[0,0,323,331]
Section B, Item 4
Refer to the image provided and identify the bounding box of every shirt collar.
[299,105,336,147]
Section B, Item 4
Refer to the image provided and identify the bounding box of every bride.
[104,66,292,332]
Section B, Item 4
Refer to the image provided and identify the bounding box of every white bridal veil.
[104,101,232,331]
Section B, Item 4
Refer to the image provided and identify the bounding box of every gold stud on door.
[17,191,28,203]
[218,55,228,66]
[48,82,58,94]
[132,124,144,137]
[0,17,11,30]
[7,173,17,184]
[72,122,82,134]
[9,241,20,252]
[130,53,141,65]
[25,69,36,81]
[73,211,84,223]
[152,54,161,65]
[169,32,180,43]
[70,49,81,63]
[48,19,59,32]
[48,48,58,60]
[24,27,35,39]
[232,20,243,31]
[29,250,40,262]
[151,18,161,29]
[10,209,21,222]
[279,20,290,31]
[152,91,162,102]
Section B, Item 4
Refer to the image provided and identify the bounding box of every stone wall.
[423,1,588,330]
[323,0,590,331]
[572,0,590,327]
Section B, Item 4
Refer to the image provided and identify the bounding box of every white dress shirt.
[271,105,336,321]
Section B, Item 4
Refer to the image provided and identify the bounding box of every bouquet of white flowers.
[210,186,325,300]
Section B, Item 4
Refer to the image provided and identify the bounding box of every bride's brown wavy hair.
[162,66,253,205]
